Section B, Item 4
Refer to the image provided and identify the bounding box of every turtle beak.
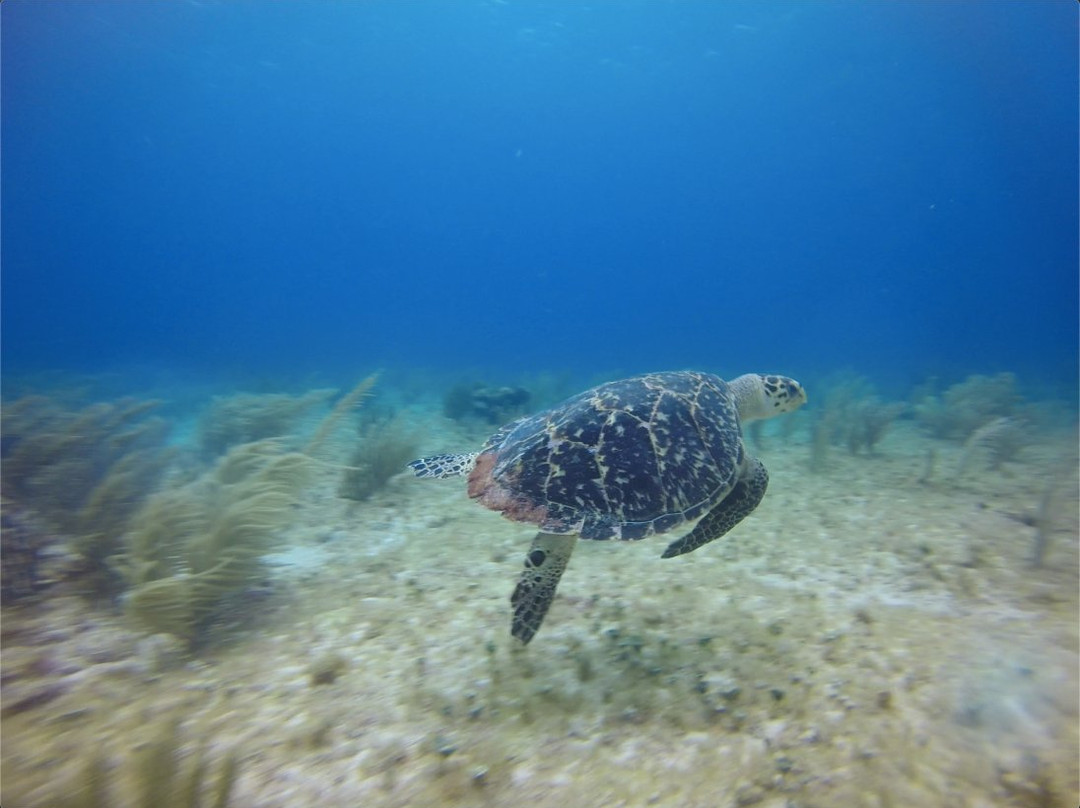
[787,381,807,407]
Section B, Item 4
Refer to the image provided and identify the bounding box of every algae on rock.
[119,440,310,644]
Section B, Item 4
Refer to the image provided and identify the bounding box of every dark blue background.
[3,1,1077,391]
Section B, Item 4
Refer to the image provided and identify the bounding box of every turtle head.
[730,373,807,423]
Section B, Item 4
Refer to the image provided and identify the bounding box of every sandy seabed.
[2,418,1077,808]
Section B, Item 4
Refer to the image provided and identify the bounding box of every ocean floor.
[2,414,1078,807]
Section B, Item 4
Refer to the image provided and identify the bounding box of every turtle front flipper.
[511,532,578,644]
[661,458,769,559]
[408,452,479,479]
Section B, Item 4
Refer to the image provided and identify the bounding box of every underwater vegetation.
[116,372,382,646]
[956,416,1027,477]
[338,413,420,502]
[808,371,1055,476]
[197,388,335,458]
[803,370,1077,572]
[59,717,237,808]
[117,440,311,645]
[1030,438,1080,569]
[808,373,907,470]
[0,502,57,603]
[843,397,907,456]
[0,372,386,650]
[0,396,174,598]
[303,372,379,457]
[442,381,531,424]
[909,373,1046,495]
[912,372,1023,440]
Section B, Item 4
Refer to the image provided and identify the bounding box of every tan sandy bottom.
[2,423,1077,807]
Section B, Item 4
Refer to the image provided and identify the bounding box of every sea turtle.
[409,371,807,644]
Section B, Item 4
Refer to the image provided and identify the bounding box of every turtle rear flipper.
[661,458,769,559]
[408,452,479,479]
[511,533,577,644]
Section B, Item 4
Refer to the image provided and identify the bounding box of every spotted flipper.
[408,452,479,479]
[510,532,578,644]
[661,457,769,559]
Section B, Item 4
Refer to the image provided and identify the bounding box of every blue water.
[3,1,1077,394]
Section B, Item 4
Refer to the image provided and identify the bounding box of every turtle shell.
[466,371,744,540]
